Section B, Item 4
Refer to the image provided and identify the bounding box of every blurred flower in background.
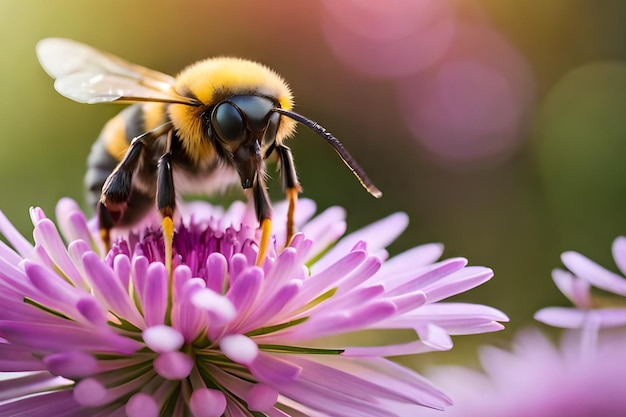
[397,23,534,166]
[322,0,535,166]
[0,198,506,416]
[419,236,626,417]
[320,0,456,79]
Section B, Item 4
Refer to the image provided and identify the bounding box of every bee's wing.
[36,38,198,105]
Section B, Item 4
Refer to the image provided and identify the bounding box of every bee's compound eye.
[212,102,245,143]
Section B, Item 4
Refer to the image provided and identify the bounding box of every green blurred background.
[2,0,626,367]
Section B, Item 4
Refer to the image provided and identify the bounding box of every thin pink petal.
[0,389,79,416]
[294,250,367,305]
[535,306,587,328]
[416,323,453,350]
[384,258,468,296]
[379,243,445,277]
[43,351,100,378]
[220,334,258,365]
[226,267,263,317]
[0,320,142,354]
[126,393,159,417]
[300,206,347,260]
[312,212,408,273]
[552,268,591,309]
[55,198,94,245]
[612,236,626,277]
[154,351,194,380]
[81,252,144,328]
[288,301,397,339]
[0,210,35,259]
[248,352,302,385]
[189,388,226,417]
[24,261,82,308]
[143,325,184,353]
[205,252,228,293]
[142,263,169,327]
[33,219,82,283]
[562,250,626,296]
[243,281,301,333]
[172,279,208,343]
[423,266,494,302]
[343,340,439,357]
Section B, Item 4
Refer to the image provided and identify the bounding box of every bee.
[36,38,381,270]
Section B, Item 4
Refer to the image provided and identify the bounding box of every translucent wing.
[36,38,198,105]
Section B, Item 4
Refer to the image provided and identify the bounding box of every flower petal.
[43,351,100,378]
[552,268,592,309]
[248,352,302,384]
[423,266,494,302]
[384,257,468,296]
[0,210,35,259]
[0,320,142,354]
[220,334,258,365]
[535,306,587,328]
[142,262,169,327]
[33,218,82,284]
[416,323,453,350]
[0,389,79,416]
[81,252,144,328]
[55,198,94,247]
[562,250,626,296]
[612,236,626,277]
[312,212,408,273]
[205,252,228,293]
[126,393,159,417]
[247,383,279,412]
[143,325,184,353]
[300,206,347,260]
[189,388,227,417]
[191,288,236,326]
[154,351,194,380]
[226,266,263,319]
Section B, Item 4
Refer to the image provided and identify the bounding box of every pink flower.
[535,236,626,343]
[419,236,626,417]
[421,329,626,417]
[0,198,506,416]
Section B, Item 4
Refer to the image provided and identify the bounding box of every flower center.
[107,222,259,279]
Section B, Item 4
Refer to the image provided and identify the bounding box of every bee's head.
[208,95,280,188]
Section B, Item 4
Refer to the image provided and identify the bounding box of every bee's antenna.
[272,108,382,198]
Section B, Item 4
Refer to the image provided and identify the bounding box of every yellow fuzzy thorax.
[168,57,296,163]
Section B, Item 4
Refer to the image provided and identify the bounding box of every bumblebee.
[36,38,381,269]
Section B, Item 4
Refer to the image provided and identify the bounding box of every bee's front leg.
[252,173,273,266]
[156,150,176,276]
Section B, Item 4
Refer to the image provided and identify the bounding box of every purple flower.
[418,236,626,417]
[0,198,506,416]
[535,236,626,347]
[420,329,626,417]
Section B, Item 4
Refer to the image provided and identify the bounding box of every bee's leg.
[253,176,272,266]
[97,202,114,254]
[276,145,301,245]
[157,151,176,276]
[99,135,149,251]
[99,124,172,252]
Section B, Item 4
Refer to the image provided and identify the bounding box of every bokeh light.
[397,23,535,166]
[321,0,456,78]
